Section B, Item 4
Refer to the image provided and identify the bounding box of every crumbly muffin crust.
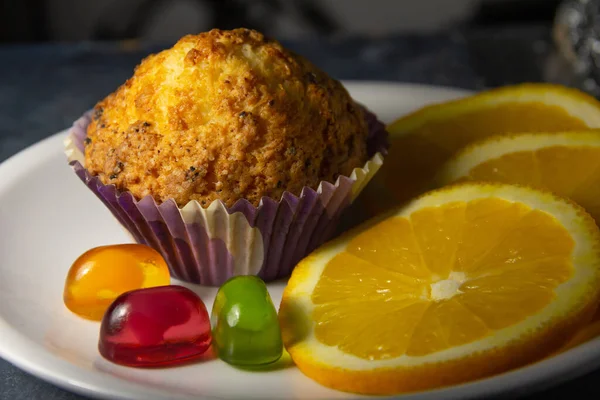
[85,28,369,207]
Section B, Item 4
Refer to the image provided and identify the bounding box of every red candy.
[98,285,211,367]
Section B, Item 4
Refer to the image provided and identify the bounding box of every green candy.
[211,276,283,365]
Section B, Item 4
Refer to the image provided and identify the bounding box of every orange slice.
[370,84,600,213]
[436,131,600,223]
[279,183,600,395]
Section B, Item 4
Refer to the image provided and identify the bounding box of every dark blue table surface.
[1,26,598,399]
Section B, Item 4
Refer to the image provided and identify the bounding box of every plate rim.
[1,81,599,400]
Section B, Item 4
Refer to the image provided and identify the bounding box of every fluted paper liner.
[65,108,388,285]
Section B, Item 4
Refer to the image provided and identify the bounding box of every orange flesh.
[63,244,171,320]
[466,146,600,222]
[312,198,574,359]
[384,103,589,203]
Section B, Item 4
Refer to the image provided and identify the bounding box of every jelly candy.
[98,285,212,367]
[211,276,283,365]
[63,244,170,320]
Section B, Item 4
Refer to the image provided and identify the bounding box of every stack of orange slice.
[279,83,600,395]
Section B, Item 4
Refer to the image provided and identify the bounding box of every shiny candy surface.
[211,276,283,365]
[63,244,171,320]
[98,285,212,367]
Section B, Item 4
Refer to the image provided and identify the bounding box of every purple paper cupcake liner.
[66,107,388,286]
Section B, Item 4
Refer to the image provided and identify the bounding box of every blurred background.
[2,0,598,158]
[0,0,562,43]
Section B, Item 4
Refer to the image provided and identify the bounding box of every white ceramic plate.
[2,82,600,400]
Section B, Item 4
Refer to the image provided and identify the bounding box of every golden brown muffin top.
[84,28,369,207]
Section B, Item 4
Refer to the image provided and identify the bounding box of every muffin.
[66,28,388,286]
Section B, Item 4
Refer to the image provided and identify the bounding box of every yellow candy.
[63,244,170,320]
